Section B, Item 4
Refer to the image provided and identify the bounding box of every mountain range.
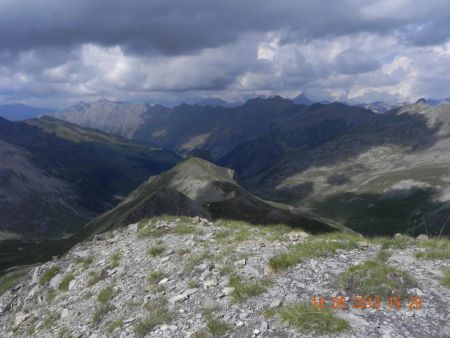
[0,103,54,121]
[51,97,450,237]
[3,95,450,274]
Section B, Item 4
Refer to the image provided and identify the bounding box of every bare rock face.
[0,217,448,338]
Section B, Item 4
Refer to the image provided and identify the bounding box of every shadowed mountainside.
[0,116,180,239]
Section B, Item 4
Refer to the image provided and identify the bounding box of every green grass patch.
[110,252,121,268]
[42,312,59,330]
[46,288,58,303]
[75,256,94,268]
[107,317,123,334]
[39,266,60,285]
[215,230,232,242]
[228,275,270,303]
[134,300,173,337]
[0,267,30,296]
[185,252,210,273]
[87,270,104,287]
[261,223,294,241]
[58,272,74,291]
[148,271,165,284]
[269,233,360,271]
[216,219,253,229]
[173,224,198,235]
[416,238,450,260]
[442,269,450,288]
[98,285,116,304]
[148,245,166,257]
[277,303,349,334]
[373,235,415,249]
[92,303,114,325]
[337,254,416,298]
[205,314,232,337]
[233,229,252,242]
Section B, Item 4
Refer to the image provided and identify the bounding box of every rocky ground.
[0,217,449,337]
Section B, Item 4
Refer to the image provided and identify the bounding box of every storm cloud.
[0,0,450,106]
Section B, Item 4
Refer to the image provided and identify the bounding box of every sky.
[0,0,450,108]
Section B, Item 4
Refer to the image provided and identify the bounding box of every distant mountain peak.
[415,98,427,104]
[292,92,313,105]
[196,97,229,107]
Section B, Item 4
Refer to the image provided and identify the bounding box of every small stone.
[235,259,246,267]
[108,268,117,276]
[61,309,69,319]
[269,299,282,308]
[168,294,187,304]
[253,328,261,335]
[416,234,428,241]
[203,297,218,310]
[158,278,169,285]
[264,264,274,275]
[68,279,77,290]
[160,256,170,263]
[128,223,138,233]
[236,320,244,327]
[14,312,29,326]
[31,267,41,284]
[182,288,198,297]
[12,284,22,292]
[260,321,268,332]
[243,265,260,278]
[124,318,134,324]
[357,241,369,248]
[49,274,63,289]
[74,250,90,258]
[406,311,415,317]
[222,287,234,296]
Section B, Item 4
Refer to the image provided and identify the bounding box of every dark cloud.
[0,0,450,106]
[1,0,449,57]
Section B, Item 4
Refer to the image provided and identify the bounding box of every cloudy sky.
[1,0,450,108]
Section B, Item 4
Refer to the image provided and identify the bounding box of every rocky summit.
[1,216,449,337]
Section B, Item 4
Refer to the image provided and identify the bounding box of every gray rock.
[269,299,282,308]
[203,297,218,310]
[49,273,63,289]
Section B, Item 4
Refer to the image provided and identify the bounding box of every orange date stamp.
[310,295,423,311]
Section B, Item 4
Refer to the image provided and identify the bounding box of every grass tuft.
[373,235,415,249]
[110,252,122,268]
[173,224,198,235]
[148,271,165,284]
[39,266,60,285]
[98,285,115,304]
[134,300,173,337]
[205,314,232,337]
[148,245,166,257]
[75,256,94,268]
[336,253,416,298]
[228,275,270,303]
[442,269,450,288]
[107,317,124,334]
[277,303,349,334]
[416,238,450,260]
[269,233,360,271]
[92,303,114,325]
[58,272,74,291]
[87,270,104,287]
